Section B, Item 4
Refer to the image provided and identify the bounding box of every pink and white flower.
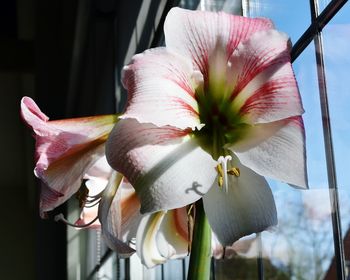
[20,96,117,217]
[106,8,307,246]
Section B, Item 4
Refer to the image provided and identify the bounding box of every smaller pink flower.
[20,96,117,217]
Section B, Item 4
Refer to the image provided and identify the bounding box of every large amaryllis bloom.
[106,7,308,246]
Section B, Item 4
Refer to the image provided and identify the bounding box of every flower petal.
[121,48,201,130]
[164,7,273,81]
[203,160,277,246]
[98,172,135,257]
[155,207,189,260]
[232,117,308,189]
[106,118,217,213]
[136,212,167,268]
[228,30,304,123]
[20,97,116,215]
[136,208,189,268]
[84,156,112,184]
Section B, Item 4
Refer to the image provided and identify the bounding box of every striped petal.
[106,118,217,213]
[232,117,308,189]
[164,7,274,81]
[229,29,304,123]
[20,96,116,216]
[136,207,189,268]
[121,48,201,130]
[203,160,277,246]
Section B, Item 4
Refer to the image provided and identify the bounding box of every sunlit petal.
[106,119,217,213]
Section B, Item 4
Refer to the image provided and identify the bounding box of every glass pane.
[262,188,336,279]
[322,4,350,192]
[322,4,350,278]
[317,0,332,13]
[244,0,311,44]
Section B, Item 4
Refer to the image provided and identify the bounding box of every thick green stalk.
[187,199,211,280]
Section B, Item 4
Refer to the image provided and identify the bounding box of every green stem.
[187,199,211,280]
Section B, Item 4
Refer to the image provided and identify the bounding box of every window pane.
[262,187,336,279]
[322,4,350,192]
[317,0,332,12]
[321,5,350,277]
[243,0,311,44]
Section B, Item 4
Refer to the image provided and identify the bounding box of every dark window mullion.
[291,0,348,62]
[309,0,346,279]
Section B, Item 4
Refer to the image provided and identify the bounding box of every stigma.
[217,155,231,192]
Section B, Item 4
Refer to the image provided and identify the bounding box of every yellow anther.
[218,176,223,187]
[216,163,224,177]
[227,167,240,177]
[216,163,225,188]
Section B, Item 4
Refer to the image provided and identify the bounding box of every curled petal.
[232,116,308,189]
[155,207,189,260]
[203,161,277,246]
[164,7,274,81]
[229,30,304,123]
[136,207,189,268]
[98,172,135,257]
[106,119,217,213]
[136,212,167,267]
[121,48,201,130]
[20,97,116,216]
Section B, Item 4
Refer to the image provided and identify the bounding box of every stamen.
[215,164,224,187]
[87,189,105,199]
[217,155,232,193]
[85,196,102,204]
[83,199,101,208]
[227,167,240,177]
[54,213,99,228]
[76,184,89,208]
